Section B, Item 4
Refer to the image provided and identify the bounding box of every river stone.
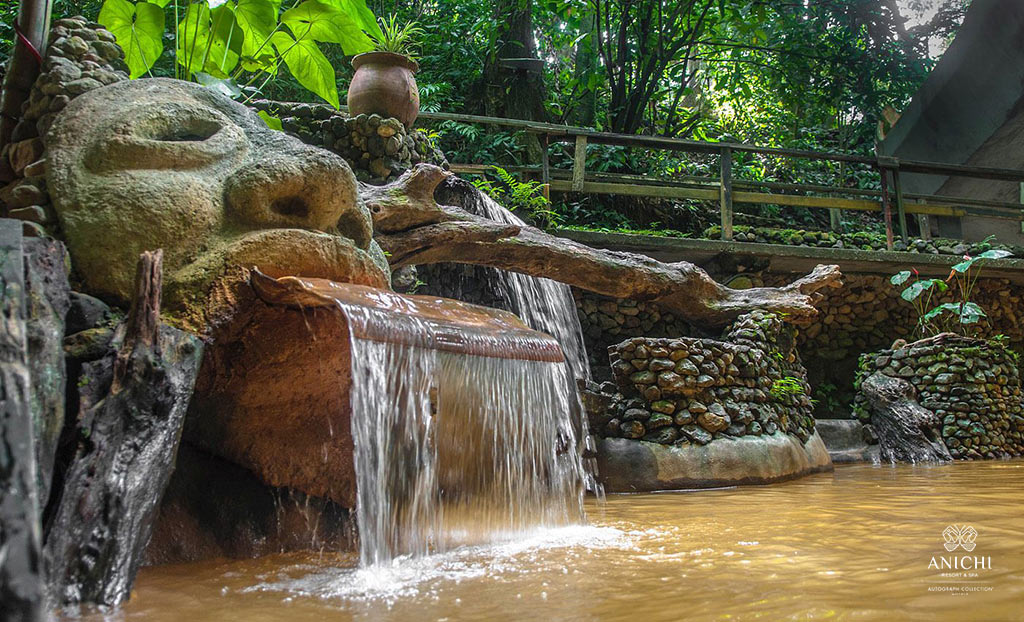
[642,427,679,444]
[698,412,729,433]
[620,420,645,438]
[647,413,673,429]
[651,400,675,415]
[680,424,712,445]
[649,358,674,372]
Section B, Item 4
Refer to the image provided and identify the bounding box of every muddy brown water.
[66,461,1024,621]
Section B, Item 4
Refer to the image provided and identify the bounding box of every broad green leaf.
[177,2,212,74]
[177,2,242,78]
[890,270,911,286]
[270,31,339,107]
[258,110,284,130]
[234,0,278,58]
[281,0,372,54]
[900,279,944,302]
[950,258,975,273]
[958,302,987,325]
[99,0,165,78]
[978,249,1013,260]
[921,305,949,322]
[205,4,243,77]
[151,0,173,7]
[322,0,383,40]
[195,71,242,97]
[240,50,278,73]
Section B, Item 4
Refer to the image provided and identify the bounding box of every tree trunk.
[0,219,46,622]
[43,251,204,606]
[482,0,546,161]
[362,165,843,329]
[573,11,598,127]
[1,0,52,150]
[861,372,952,463]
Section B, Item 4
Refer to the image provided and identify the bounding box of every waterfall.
[336,296,588,567]
[431,184,592,384]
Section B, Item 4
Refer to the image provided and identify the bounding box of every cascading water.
[430,186,592,384]
[324,286,588,567]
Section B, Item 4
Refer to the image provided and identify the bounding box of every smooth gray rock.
[597,431,833,492]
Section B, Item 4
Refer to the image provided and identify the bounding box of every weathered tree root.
[861,372,952,463]
[363,164,842,328]
[44,251,204,606]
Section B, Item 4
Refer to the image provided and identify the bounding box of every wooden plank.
[829,208,843,232]
[548,179,718,201]
[571,135,588,192]
[893,169,909,242]
[880,168,895,251]
[720,147,733,241]
[541,135,550,201]
[731,191,879,211]
[917,213,932,241]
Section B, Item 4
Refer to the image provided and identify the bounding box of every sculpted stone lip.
[249,268,567,363]
[213,227,391,289]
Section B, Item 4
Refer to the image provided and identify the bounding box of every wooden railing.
[413,110,1024,249]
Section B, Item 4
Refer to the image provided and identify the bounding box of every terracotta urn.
[348,51,420,128]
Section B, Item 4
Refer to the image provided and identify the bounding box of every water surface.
[73,461,1024,621]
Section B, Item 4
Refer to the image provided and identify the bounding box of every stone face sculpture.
[46,78,390,327]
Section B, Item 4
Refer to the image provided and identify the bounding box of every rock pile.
[702,225,1024,257]
[587,311,816,447]
[0,16,128,236]
[251,100,448,183]
[853,335,1024,459]
[572,288,693,377]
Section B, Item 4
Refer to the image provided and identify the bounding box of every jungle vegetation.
[2,0,971,232]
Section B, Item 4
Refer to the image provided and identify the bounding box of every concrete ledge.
[596,431,833,492]
[814,419,880,464]
[556,230,1024,283]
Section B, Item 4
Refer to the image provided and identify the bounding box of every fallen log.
[861,372,951,463]
[363,165,842,328]
[43,250,204,606]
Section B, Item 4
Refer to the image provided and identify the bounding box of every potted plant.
[347,15,425,128]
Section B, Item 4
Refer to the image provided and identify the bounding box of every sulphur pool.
[70,461,1024,621]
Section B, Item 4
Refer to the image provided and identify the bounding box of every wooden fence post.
[892,168,909,243]
[541,134,550,201]
[879,165,895,251]
[571,135,587,192]
[917,212,932,241]
[720,147,733,241]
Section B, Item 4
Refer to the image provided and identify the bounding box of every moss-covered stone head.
[47,78,390,326]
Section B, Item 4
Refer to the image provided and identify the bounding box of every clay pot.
[348,51,420,128]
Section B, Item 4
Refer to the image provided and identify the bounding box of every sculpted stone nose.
[225,143,373,249]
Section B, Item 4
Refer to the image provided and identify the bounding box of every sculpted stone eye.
[144,118,222,142]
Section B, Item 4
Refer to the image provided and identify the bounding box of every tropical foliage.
[891,239,1012,337]
[2,0,970,232]
[95,0,383,107]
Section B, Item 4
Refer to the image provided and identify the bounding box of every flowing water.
[334,291,588,566]
[434,190,592,384]
[68,461,1024,621]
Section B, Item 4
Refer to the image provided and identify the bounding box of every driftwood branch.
[364,165,842,327]
[44,250,203,606]
[861,372,951,463]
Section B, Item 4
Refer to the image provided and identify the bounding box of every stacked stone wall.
[0,17,128,237]
[574,273,1024,416]
[251,100,448,183]
[853,335,1024,459]
[588,311,816,447]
